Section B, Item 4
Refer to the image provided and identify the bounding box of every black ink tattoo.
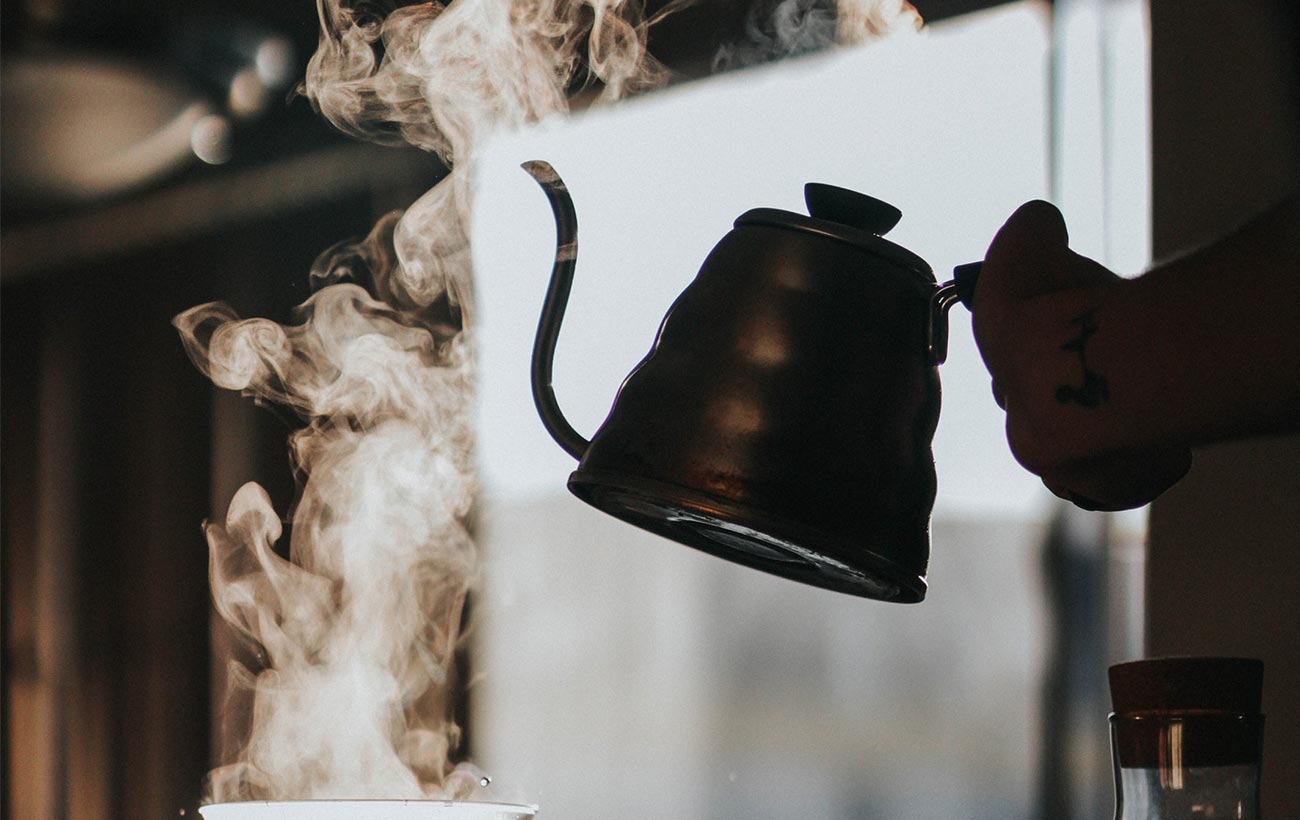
[1055,307,1110,408]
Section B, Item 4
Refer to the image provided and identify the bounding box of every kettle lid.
[736,183,934,285]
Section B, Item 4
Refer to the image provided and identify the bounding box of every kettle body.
[525,160,974,602]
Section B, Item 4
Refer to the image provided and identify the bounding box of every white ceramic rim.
[198,800,539,820]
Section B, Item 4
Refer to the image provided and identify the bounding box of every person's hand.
[972,201,1192,510]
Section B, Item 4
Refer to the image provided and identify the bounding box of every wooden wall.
[1147,1,1300,814]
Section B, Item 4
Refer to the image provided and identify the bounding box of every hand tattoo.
[1055,307,1109,408]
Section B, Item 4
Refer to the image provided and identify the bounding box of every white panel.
[472,3,1054,519]
[469,5,1055,818]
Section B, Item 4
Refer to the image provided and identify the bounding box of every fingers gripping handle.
[950,261,982,308]
[928,261,982,365]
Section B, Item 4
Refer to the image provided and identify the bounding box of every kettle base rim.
[567,468,928,603]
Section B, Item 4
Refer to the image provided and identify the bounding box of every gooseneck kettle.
[523,160,978,602]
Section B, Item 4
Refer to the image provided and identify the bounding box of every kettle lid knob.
[804,183,902,235]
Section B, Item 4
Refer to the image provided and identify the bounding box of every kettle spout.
[524,160,590,461]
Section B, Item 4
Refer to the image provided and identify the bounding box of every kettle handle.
[927,261,981,365]
[523,160,591,461]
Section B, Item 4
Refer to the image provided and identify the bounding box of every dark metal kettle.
[523,160,978,602]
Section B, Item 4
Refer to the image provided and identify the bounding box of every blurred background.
[3,0,1297,819]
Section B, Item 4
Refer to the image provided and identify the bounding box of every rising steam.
[177,0,919,804]
[714,0,919,71]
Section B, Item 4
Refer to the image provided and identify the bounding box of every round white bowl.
[199,801,538,820]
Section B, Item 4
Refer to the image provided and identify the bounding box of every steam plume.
[714,0,919,72]
[177,0,920,804]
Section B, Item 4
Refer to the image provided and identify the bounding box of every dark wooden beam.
[641,0,1017,79]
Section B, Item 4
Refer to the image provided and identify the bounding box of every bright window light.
[469,5,1066,819]
[474,2,1054,519]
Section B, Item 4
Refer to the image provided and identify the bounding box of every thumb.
[979,200,1081,305]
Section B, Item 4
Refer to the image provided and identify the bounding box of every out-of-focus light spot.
[229,68,269,119]
[191,115,232,165]
[256,37,297,89]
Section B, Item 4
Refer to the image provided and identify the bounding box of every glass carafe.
[1109,658,1264,820]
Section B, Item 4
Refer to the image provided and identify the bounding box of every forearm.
[1097,194,1300,450]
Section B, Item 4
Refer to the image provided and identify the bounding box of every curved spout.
[523,160,590,461]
